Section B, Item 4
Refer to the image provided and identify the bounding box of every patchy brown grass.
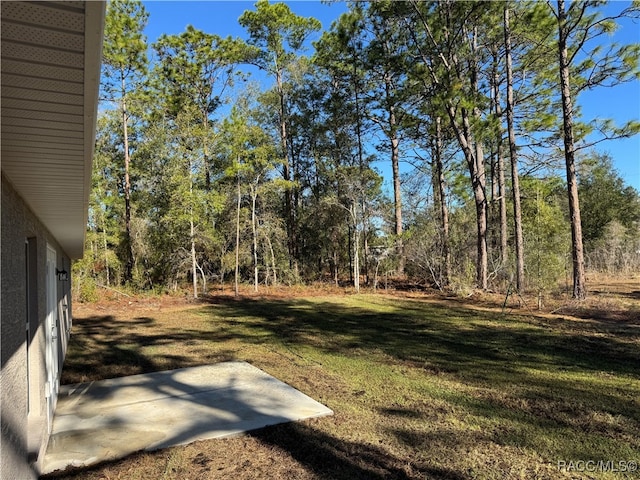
[42,277,640,480]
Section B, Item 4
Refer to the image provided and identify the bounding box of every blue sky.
[142,1,640,191]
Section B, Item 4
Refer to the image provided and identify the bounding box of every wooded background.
[73,0,640,301]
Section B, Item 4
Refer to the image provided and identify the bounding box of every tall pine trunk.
[202,110,212,192]
[474,140,488,290]
[386,84,404,276]
[121,75,134,284]
[490,51,508,267]
[351,204,360,293]
[189,160,197,298]
[446,104,488,290]
[353,52,370,285]
[391,130,403,276]
[234,170,241,297]
[557,0,586,299]
[96,163,111,286]
[251,183,259,293]
[434,116,451,287]
[406,0,486,288]
[190,219,197,297]
[504,6,525,292]
[276,69,296,274]
[465,25,488,290]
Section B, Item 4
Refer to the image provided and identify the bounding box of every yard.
[43,281,640,479]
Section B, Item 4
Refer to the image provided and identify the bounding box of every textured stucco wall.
[1,175,72,479]
[1,175,32,480]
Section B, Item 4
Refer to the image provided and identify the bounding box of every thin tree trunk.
[121,75,133,284]
[491,52,508,267]
[234,171,241,297]
[389,103,404,276]
[353,52,370,285]
[190,218,197,298]
[469,26,488,291]
[196,262,206,295]
[276,69,296,273]
[91,236,97,276]
[496,160,508,262]
[291,144,300,269]
[488,146,497,262]
[203,111,211,192]
[376,15,404,276]
[497,152,507,267]
[361,199,369,285]
[264,232,277,286]
[251,183,259,293]
[102,228,110,287]
[96,165,111,287]
[351,204,360,293]
[504,6,525,292]
[348,225,353,284]
[408,0,487,288]
[189,159,198,299]
[474,139,488,290]
[557,0,586,299]
[445,103,488,290]
[434,116,451,286]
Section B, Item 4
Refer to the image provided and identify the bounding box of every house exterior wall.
[1,174,72,478]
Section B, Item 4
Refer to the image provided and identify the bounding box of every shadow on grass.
[61,315,238,384]
[201,294,640,380]
[589,288,640,302]
[204,295,640,453]
[43,420,463,480]
[57,294,639,478]
[249,422,468,480]
[65,295,640,423]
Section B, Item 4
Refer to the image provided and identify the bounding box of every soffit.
[1,1,105,259]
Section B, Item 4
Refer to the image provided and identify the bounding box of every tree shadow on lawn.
[202,295,640,381]
[56,311,464,480]
[203,296,640,437]
[42,417,463,480]
[65,297,640,423]
[61,315,238,384]
[249,421,467,480]
[60,296,639,477]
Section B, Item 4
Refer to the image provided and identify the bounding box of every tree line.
[73,0,640,301]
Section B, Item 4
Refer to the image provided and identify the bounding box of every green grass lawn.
[52,292,640,480]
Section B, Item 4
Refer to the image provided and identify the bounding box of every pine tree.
[101,0,148,284]
[239,1,321,273]
[550,0,639,299]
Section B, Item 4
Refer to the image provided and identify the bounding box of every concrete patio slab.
[41,361,333,475]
